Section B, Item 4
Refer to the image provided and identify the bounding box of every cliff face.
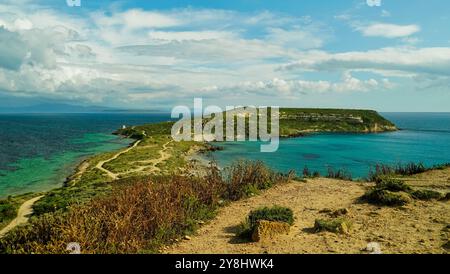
[278,108,397,137]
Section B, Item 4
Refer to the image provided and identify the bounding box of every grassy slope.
[31,122,199,216]
[0,192,42,230]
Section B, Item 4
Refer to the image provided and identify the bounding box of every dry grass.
[0,161,289,254]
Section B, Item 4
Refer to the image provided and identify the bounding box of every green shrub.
[314,218,351,234]
[377,178,412,192]
[0,202,16,222]
[411,190,442,201]
[235,206,294,240]
[439,192,450,202]
[368,162,428,181]
[326,167,352,181]
[224,160,289,201]
[248,206,294,229]
[235,219,253,239]
[0,161,290,254]
[362,188,410,206]
[443,241,450,251]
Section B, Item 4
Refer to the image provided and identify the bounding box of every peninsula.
[0,108,412,254]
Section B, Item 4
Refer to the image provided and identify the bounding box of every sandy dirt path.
[122,140,173,174]
[95,140,142,180]
[165,177,449,254]
[0,195,44,238]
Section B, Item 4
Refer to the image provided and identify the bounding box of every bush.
[441,193,450,201]
[235,220,253,239]
[368,162,428,181]
[376,178,412,192]
[235,206,294,240]
[0,202,16,222]
[248,206,294,229]
[326,167,352,181]
[224,160,290,201]
[314,218,351,234]
[302,166,311,178]
[0,161,291,254]
[362,177,445,206]
[362,188,411,206]
[443,241,450,251]
[411,190,442,201]
[0,175,222,254]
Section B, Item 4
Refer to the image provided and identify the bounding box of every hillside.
[278,108,397,137]
[115,108,397,139]
[165,167,450,254]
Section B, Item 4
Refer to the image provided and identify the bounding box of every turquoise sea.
[209,113,450,179]
[0,112,449,198]
[0,113,170,197]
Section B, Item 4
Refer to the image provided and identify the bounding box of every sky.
[0,0,449,112]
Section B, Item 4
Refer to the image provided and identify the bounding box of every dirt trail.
[166,175,449,254]
[95,140,142,180]
[122,140,173,174]
[0,196,44,238]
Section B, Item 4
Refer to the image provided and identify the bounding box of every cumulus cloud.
[280,47,450,77]
[94,9,181,30]
[357,23,420,38]
[265,27,325,49]
[0,1,448,108]
[200,72,392,97]
[0,27,28,70]
[366,0,382,7]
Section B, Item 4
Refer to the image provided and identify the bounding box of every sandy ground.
[166,170,450,254]
[0,196,44,238]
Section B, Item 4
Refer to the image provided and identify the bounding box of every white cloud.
[1,4,331,106]
[357,23,420,38]
[147,30,236,41]
[265,27,324,49]
[200,72,392,97]
[0,27,28,70]
[367,0,382,7]
[280,47,450,77]
[0,1,448,108]
[381,10,391,17]
[94,9,181,30]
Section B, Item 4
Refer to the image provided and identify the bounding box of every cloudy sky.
[0,0,449,111]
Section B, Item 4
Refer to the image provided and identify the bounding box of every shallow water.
[0,113,170,197]
[209,113,450,179]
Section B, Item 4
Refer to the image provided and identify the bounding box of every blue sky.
[0,0,449,111]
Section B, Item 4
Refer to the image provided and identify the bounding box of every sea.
[0,113,170,197]
[209,113,450,179]
[0,112,449,197]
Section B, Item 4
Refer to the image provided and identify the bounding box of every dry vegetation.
[0,161,292,254]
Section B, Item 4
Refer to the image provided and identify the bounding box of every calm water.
[1,112,449,197]
[210,113,450,179]
[0,113,170,197]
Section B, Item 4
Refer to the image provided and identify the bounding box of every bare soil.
[166,168,450,254]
